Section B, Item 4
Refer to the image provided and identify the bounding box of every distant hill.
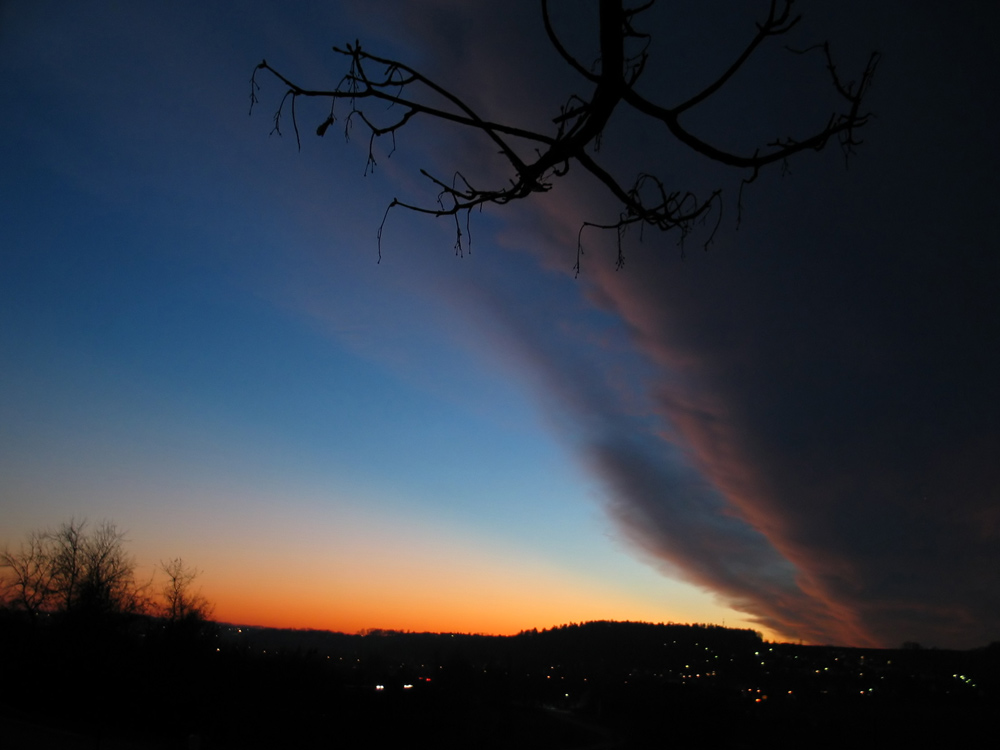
[3,613,997,749]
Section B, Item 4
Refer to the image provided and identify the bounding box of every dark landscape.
[2,612,997,749]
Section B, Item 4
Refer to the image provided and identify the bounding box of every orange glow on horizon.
[203,560,776,638]
[46,492,778,640]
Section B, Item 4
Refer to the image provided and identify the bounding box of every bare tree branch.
[250,0,878,269]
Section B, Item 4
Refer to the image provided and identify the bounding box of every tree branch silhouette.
[250,0,878,272]
[160,557,213,624]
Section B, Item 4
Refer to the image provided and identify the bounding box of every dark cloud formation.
[597,1,1000,648]
[394,0,1000,647]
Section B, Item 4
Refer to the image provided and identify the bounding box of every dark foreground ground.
[2,616,997,749]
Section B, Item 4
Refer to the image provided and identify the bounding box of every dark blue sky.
[2,0,998,646]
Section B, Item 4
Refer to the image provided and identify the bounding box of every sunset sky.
[2,1,998,648]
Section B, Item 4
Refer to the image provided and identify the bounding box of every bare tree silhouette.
[2,520,151,621]
[0,529,55,619]
[160,557,213,624]
[250,0,878,270]
[56,520,148,618]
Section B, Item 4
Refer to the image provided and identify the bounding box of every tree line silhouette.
[3,521,996,748]
[1,519,219,746]
[1,518,211,627]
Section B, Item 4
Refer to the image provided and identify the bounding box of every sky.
[2,1,998,648]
